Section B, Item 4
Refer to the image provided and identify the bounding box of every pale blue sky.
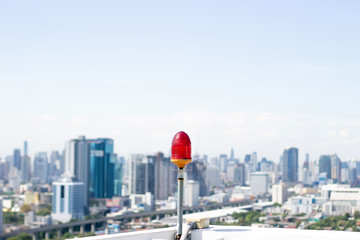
[1,1,360,162]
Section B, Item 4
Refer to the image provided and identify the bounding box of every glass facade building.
[89,139,121,198]
[282,147,299,182]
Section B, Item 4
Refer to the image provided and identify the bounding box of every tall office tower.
[227,162,245,186]
[51,172,84,223]
[234,163,245,186]
[252,152,258,172]
[89,138,118,198]
[65,136,120,209]
[0,160,9,180]
[24,141,28,156]
[65,136,90,208]
[341,162,350,183]
[205,165,220,189]
[114,157,123,197]
[303,168,312,185]
[331,154,341,183]
[33,152,48,183]
[9,167,20,192]
[319,155,332,179]
[59,149,65,175]
[150,152,172,200]
[282,147,298,182]
[129,154,155,195]
[49,151,61,180]
[251,172,268,195]
[230,148,234,162]
[219,154,228,173]
[20,155,31,183]
[13,149,21,171]
[184,180,199,207]
[244,154,251,164]
[187,161,208,196]
[303,153,309,169]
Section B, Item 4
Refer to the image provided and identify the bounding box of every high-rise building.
[219,154,228,173]
[151,152,173,200]
[272,183,287,204]
[319,155,332,179]
[282,147,298,182]
[187,161,208,196]
[13,149,21,171]
[129,154,155,195]
[244,154,251,164]
[20,155,31,183]
[251,172,268,195]
[303,153,309,169]
[205,165,220,189]
[33,152,48,183]
[331,154,341,183]
[9,167,20,192]
[184,180,199,207]
[114,157,123,197]
[24,141,28,156]
[89,138,118,198]
[51,172,84,223]
[49,151,62,180]
[65,136,120,208]
[65,136,90,205]
[227,162,245,186]
[252,152,258,172]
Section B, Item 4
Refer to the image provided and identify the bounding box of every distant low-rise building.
[289,195,327,215]
[323,188,360,216]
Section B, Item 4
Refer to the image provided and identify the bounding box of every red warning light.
[171,131,192,168]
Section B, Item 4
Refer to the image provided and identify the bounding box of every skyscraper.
[282,147,298,182]
[20,155,31,183]
[49,151,62,180]
[24,141,28,156]
[331,154,341,183]
[89,138,118,198]
[129,154,155,195]
[51,172,84,223]
[187,160,208,196]
[114,157,123,197]
[252,152,258,172]
[13,149,21,171]
[65,136,120,208]
[65,136,90,208]
[319,155,332,179]
[33,152,48,183]
[151,152,173,200]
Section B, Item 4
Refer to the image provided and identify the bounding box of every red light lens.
[171,131,191,160]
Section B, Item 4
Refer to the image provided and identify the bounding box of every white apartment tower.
[51,172,84,223]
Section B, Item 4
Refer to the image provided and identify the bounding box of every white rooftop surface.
[79,225,360,240]
[181,206,249,220]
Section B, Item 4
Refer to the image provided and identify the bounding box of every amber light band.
[171,158,192,168]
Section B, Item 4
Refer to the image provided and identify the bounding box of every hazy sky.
[1,1,360,162]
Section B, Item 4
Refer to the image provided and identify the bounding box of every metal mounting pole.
[177,168,184,239]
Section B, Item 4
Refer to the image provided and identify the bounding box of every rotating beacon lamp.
[171,131,192,240]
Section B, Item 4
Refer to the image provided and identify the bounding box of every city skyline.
[1,1,360,161]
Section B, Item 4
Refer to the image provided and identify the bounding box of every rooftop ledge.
[77,225,360,240]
